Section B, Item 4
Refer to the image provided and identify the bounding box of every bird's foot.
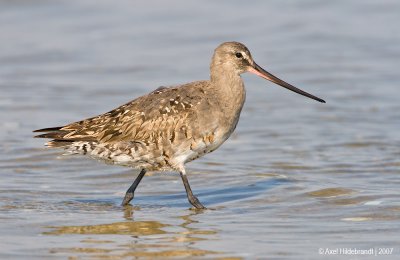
[121,192,134,206]
[189,195,206,210]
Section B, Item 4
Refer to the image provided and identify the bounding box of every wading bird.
[34,42,325,209]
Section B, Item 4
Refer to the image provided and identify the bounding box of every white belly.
[171,129,230,167]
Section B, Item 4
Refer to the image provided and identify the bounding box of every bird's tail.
[33,126,72,148]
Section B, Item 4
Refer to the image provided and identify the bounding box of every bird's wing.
[34,81,212,144]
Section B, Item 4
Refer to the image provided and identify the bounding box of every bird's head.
[211,41,325,103]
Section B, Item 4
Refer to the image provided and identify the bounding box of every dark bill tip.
[249,62,326,103]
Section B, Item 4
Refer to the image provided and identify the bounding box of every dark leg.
[179,168,206,209]
[121,169,146,206]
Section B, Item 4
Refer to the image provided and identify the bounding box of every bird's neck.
[210,67,246,121]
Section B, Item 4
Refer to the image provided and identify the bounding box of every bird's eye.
[235,52,243,58]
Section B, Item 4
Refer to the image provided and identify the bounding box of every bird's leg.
[178,167,206,209]
[121,169,146,206]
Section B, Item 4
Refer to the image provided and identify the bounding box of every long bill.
[248,62,326,103]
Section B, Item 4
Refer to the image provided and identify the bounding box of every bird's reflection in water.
[43,206,234,259]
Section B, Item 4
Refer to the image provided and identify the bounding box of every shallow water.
[1,0,400,259]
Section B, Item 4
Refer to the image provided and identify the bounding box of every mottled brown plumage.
[34,42,325,209]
